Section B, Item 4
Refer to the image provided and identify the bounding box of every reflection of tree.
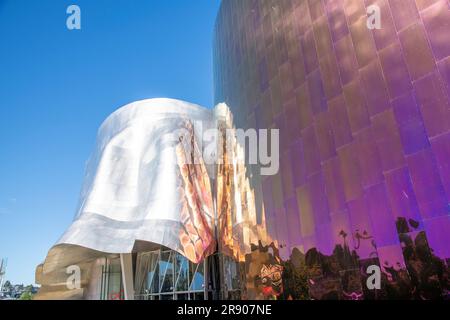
[371,218,450,299]
[247,216,449,300]
[339,230,347,243]
[352,229,378,258]
[397,221,447,300]
[382,265,412,299]
[277,248,310,300]
[176,274,189,291]
[353,229,372,250]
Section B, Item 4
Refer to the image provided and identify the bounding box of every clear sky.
[0,0,221,285]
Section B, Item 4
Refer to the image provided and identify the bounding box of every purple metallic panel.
[338,143,364,201]
[371,110,406,171]
[359,60,391,116]
[214,0,450,300]
[407,148,448,219]
[414,71,450,138]
[325,0,349,43]
[308,0,326,21]
[355,127,384,188]
[319,52,342,100]
[328,95,353,147]
[335,34,359,85]
[392,92,430,155]
[349,16,377,68]
[369,0,397,50]
[315,222,334,256]
[314,111,337,161]
[424,215,450,259]
[438,56,450,99]
[343,79,371,132]
[348,196,376,259]
[307,69,328,114]
[284,196,303,248]
[322,157,347,214]
[421,0,450,61]
[388,0,420,32]
[430,132,450,199]
[302,125,322,176]
[290,139,308,188]
[301,29,319,75]
[280,150,295,199]
[366,183,399,247]
[399,22,436,81]
[308,172,331,226]
[379,42,412,100]
[385,166,423,224]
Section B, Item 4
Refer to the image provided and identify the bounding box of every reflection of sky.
[145,254,204,293]
[146,271,155,291]
[190,271,204,291]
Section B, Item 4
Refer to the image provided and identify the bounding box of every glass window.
[223,255,240,290]
[189,260,204,291]
[175,253,189,292]
[159,251,174,293]
[139,248,208,300]
[147,252,159,294]
[100,257,123,300]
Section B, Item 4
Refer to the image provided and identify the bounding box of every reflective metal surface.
[35,0,450,300]
[35,98,218,299]
[214,0,450,299]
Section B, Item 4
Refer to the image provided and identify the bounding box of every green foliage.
[18,286,35,300]
[19,290,34,300]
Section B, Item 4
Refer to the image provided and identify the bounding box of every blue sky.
[0,0,221,285]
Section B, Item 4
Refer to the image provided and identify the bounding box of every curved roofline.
[96,97,210,139]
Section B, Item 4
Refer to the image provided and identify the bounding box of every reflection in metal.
[35,0,450,300]
[35,99,218,299]
[60,98,216,262]
[214,0,450,299]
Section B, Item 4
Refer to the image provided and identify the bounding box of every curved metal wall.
[214,0,450,299]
